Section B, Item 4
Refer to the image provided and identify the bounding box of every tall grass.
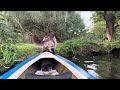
[0,43,39,67]
[0,43,18,67]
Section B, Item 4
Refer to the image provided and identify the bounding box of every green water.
[72,55,120,79]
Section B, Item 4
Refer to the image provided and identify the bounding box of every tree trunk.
[104,11,116,42]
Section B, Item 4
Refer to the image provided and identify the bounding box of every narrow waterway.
[72,55,120,79]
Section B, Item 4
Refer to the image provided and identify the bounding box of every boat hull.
[0,52,96,79]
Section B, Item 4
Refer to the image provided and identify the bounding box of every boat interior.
[18,58,78,79]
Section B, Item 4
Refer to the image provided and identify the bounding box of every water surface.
[72,55,120,79]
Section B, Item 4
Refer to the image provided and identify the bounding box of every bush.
[56,36,101,58]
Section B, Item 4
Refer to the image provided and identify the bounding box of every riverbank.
[56,36,120,59]
[0,36,120,75]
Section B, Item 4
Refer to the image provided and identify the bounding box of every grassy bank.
[0,36,120,68]
[16,43,40,59]
[56,36,120,59]
[57,37,106,58]
[0,43,39,68]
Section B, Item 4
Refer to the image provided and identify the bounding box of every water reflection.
[72,55,120,79]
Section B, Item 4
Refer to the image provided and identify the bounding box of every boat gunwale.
[0,53,42,79]
[0,52,96,79]
[55,54,96,79]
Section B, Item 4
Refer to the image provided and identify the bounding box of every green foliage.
[0,12,23,67]
[92,11,120,32]
[0,12,20,44]
[115,27,120,39]
[6,11,85,42]
[56,35,104,58]
[0,11,86,68]
[0,43,39,67]
[0,43,18,67]
[103,40,120,51]
[92,11,105,23]
[91,21,106,40]
[91,12,120,50]
[16,43,39,59]
[92,11,120,23]
[90,19,120,51]
[65,12,85,39]
[1,11,120,70]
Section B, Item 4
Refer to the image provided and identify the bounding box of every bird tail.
[32,34,42,45]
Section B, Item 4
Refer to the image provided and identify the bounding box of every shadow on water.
[71,54,120,79]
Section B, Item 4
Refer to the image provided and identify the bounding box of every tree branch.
[14,17,25,32]
[34,25,48,35]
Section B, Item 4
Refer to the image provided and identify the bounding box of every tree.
[0,11,20,44]
[65,11,85,39]
[5,11,85,42]
[91,21,106,41]
[0,11,86,43]
[92,11,120,42]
